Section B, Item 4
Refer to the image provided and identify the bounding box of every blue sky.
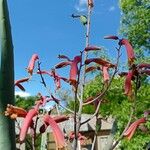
[7,0,121,97]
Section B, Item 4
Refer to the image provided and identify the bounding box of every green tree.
[15,95,38,110]
[119,0,150,58]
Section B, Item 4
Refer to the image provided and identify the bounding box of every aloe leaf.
[0,0,16,149]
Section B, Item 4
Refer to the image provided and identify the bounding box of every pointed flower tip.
[104,35,119,40]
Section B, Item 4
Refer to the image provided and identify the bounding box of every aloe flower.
[27,54,39,75]
[55,61,71,69]
[124,117,146,140]
[88,0,94,7]
[85,66,100,73]
[85,58,115,68]
[55,55,81,86]
[69,56,81,85]
[119,39,135,65]
[102,66,110,82]
[104,35,119,40]
[37,70,52,76]
[141,70,150,76]
[15,77,29,91]
[69,132,87,145]
[124,71,133,96]
[19,109,38,142]
[50,69,68,89]
[42,115,66,149]
[84,46,101,52]
[137,63,150,69]
[58,54,71,61]
[5,104,27,119]
[40,115,69,133]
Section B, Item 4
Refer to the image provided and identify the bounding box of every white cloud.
[79,0,87,6]
[108,6,115,12]
[15,91,31,97]
[75,0,87,12]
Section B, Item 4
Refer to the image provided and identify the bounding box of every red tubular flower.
[104,35,119,40]
[88,0,94,7]
[36,94,48,107]
[137,63,150,69]
[58,54,71,61]
[39,115,69,134]
[124,117,146,140]
[15,83,26,91]
[53,115,69,123]
[84,46,101,52]
[69,55,81,86]
[102,66,109,82]
[69,132,87,145]
[37,70,52,76]
[119,39,135,65]
[15,77,30,91]
[124,71,133,96]
[85,58,115,68]
[42,115,66,149]
[19,109,38,142]
[5,104,27,119]
[86,66,96,73]
[15,77,30,85]
[141,70,150,76]
[50,69,68,90]
[27,54,39,75]
[55,61,71,69]
[55,55,81,86]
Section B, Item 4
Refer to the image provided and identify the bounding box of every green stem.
[0,0,16,149]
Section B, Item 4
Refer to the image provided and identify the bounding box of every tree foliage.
[119,0,150,57]
[15,95,37,110]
